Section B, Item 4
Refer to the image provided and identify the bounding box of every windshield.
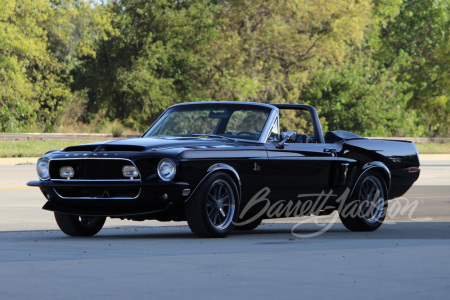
[143,104,272,141]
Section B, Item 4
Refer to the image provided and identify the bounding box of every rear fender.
[350,161,391,199]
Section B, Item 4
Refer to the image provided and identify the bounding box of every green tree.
[73,0,222,131]
[208,0,375,107]
[67,0,448,137]
[75,0,379,132]
[303,55,415,136]
[0,0,113,132]
[377,0,449,136]
[1,0,55,132]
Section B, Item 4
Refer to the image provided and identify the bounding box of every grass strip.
[0,139,448,157]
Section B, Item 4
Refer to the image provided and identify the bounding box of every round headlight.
[157,159,176,181]
[37,157,50,180]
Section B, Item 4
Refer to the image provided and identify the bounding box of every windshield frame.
[141,102,279,143]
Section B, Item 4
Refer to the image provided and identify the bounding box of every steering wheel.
[236,131,258,136]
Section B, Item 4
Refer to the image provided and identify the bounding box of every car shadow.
[1,221,449,241]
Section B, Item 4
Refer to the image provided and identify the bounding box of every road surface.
[0,157,448,299]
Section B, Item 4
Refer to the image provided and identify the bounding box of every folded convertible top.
[324,130,366,144]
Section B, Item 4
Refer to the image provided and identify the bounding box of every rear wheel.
[54,212,106,236]
[185,172,239,238]
[339,171,388,231]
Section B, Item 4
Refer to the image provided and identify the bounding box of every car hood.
[62,137,239,153]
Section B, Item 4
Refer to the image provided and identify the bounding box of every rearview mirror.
[209,110,230,119]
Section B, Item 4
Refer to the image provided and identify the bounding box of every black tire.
[339,171,388,232]
[185,172,239,238]
[234,217,263,231]
[54,212,106,237]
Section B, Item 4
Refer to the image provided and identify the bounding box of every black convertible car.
[28,102,420,238]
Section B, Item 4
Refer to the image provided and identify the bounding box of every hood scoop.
[64,145,99,152]
[100,145,146,152]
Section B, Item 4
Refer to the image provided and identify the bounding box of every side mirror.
[277,132,296,148]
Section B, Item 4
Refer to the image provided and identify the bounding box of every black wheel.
[185,172,239,238]
[339,171,388,231]
[54,212,106,236]
[234,217,262,231]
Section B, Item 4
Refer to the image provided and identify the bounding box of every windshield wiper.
[192,134,236,142]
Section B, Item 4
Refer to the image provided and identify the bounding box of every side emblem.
[253,162,261,172]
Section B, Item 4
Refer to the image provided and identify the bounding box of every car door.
[264,142,338,205]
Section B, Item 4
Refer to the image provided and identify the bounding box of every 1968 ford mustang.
[28,102,420,238]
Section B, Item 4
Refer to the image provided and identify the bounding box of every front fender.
[185,163,241,203]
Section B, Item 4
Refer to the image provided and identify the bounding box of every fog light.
[122,165,138,179]
[59,166,74,179]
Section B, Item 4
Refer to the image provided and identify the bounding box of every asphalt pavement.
[0,156,448,299]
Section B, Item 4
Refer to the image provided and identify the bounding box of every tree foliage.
[304,55,415,136]
[209,0,374,103]
[1,0,449,136]
[0,0,113,132]
[377,0,449,136]
[73,0,222,131]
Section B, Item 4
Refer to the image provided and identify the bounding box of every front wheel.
[185,172,239,238]
[54,212,106,236]
[339,171,388,231]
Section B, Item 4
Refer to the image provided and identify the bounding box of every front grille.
[54,187,141,199]
[49,159,140,180]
